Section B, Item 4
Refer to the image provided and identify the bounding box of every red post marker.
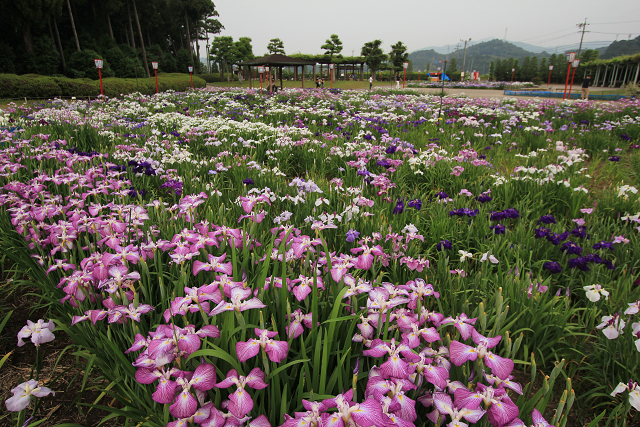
[152,62,159,93]
[188,66,194,89]
[548,65,553,87]
[94,59,104,96]
[568,59,580,100]
[563,52,576,100]
[403,62,408,88]
[510,68,515,83]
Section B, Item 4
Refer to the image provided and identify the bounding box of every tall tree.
[210,36,235,82]
[321,34,342,62]
[267,38,285,55]
[389,41,409,71]
[361,40,386,80]
[66,0,80,51]
[130,0,150,77]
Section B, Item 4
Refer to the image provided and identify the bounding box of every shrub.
[0,74,62,98]
[67,49,114,80]
[0,73,205,99]
[199,73,239,83]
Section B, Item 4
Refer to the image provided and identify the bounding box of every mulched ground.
[0,280,118,427]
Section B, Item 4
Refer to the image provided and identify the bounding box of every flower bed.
[0,88,639,427]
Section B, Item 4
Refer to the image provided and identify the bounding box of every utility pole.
[461,38,471,80]
[576,19,589,59]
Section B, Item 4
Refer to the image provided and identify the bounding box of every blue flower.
[243,178,254,185]
[543,261,562,274]
[538,215,557,224]
[489,224,506,235]
[393,198,405,215]
[608,156,620,162]
[346,229,360,243]
[407,199,422,210]
[436,240,452,251]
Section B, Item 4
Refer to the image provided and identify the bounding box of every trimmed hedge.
[199,73,239,83]
[0,73,205,99]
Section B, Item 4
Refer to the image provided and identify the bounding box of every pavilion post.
[360,63,364,81]
[294,66,298,82]
[279,66,283,90]
[313,65,316,83]
[249,66,252,89]
[302,65,305,88]
[622,63,629,86]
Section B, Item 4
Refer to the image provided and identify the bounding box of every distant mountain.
[600,36,640,59]
[412,39,615,57]
[409,39,550,73]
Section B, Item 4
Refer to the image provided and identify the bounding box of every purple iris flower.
[475,194,493,203]
[243,178,254,185]
[407,199,422,210]
[436,191,449,199]
[449,208,479,217]
[544,261,562,274]
[385,145,397,154]
[346,229,360,243]
[592,241,614,250]
[570,226,588,238]
[377,159,391,169]
[608,156,621,162]
[620,134,632,141]
[490,209,520,221]
[538,215,557,224]
[561,241,583,255]
[436,240,452,251]
[490,224,506,235]
[393,198,405,215]
[534,228,551,239]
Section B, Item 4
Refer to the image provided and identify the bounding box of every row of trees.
[208,35,411,82]
[0,0,221,79]
[488,50,600,83]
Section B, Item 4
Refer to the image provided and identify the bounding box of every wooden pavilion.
[238,54,317,90]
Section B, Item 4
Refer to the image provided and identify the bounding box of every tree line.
[208,35,412,82]
[0,0,221,79]
[488,50,600,83]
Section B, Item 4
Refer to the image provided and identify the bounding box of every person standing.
[395,74,400,90]
[581,74,592,100]
[369,75,373,90]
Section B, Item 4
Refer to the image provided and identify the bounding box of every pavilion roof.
[238,54,316,66]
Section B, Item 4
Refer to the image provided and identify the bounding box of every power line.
[589,20,640,25]
[588,31,640,35]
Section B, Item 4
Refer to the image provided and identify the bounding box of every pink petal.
[152,377,177,404]
[229,388,254,419]
[485,352,514,380]
[448,340,478,366]
[350,398,391,427]
[423,365,449,390]
[236,339,261,362]
[190,363,217,390]
[135,368,160,384]
[265,340,289,363]
[169,389,198,419]
[245,367,269,389]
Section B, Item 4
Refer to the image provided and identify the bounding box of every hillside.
[601,36,640,59]
[409,39,549,74]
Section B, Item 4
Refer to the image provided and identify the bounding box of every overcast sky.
[206,0,640,57]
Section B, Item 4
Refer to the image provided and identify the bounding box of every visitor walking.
[369,75,373,90]
[395,74,400,90]
[581,75,592,100]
